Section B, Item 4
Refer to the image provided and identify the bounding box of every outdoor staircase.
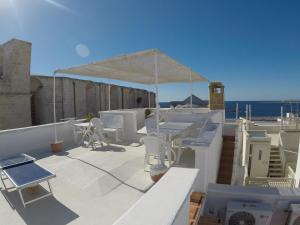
[217,136,235,184]
[268,147,284,177]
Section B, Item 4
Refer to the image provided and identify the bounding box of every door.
[249,144,269,177]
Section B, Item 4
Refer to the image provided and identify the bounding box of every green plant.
[145,108,152,118]
[85,112,95,122]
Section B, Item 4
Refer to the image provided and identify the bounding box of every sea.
[159,101,300,119]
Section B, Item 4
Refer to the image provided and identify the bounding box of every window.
[214,87,222,94]
[258,150,262,160]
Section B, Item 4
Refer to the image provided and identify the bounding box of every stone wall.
[0,38,156,130]
[30,75,156,125]
[0,39,32,130]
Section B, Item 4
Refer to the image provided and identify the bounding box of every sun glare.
[41,0,75,14]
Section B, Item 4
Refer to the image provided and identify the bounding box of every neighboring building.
[0,39,155,130]
[230,114,300,188]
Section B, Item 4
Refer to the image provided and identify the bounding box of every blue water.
[160,101,300,119]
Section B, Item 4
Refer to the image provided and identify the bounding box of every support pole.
[249,104,252,121]
[148,91,151,108]
[236,103,239,120]
[281,106,284,129]
[189,70,193,109]
[108,83,111,111]
[245,104,248,120]
[53,73,58,143]
[154,51,159,135]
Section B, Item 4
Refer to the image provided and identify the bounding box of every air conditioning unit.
[225,201,273,225]
[288,204,300,225]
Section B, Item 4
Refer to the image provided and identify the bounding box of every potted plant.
[150,164,168,182]
[51,141,64,153]
[85,112,95,122]
[144,108,152,119]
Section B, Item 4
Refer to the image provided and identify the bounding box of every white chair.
[140,136,176,171]
[67,119,83,145]
[100,114,124,142]
[89,118,110,149]
[145,116,157,135]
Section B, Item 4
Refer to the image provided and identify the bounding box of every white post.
[236,103,239,120]
[148,91,151,108]
[53,73,58,143]
[108,84,111,111]
[189,70,192,109]
[245,104,248,120]
[249,104,252,121]
[154,51,159,134]
[281,106,284,129]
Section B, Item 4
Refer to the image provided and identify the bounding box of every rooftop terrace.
[0,144,153,225]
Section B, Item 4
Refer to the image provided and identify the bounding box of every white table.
[138,122,193,138]
[74,122,90,128]
[159,122,193,136]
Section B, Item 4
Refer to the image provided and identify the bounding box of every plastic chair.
[140,136,176,171]
[89,118,110,149]
[67,119,83,145]
[100,114,124,142]
[145,116,157,135]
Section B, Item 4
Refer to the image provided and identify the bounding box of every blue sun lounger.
[0,154,56,207]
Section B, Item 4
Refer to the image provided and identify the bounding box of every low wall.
[194,123,222,192]
[113,167,199,225]
[0,122,76,158]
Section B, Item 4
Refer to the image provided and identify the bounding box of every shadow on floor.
[1,189,79,225]
[93,145,126,152]
[66,155,153,193]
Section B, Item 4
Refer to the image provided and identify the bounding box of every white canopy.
[52,49,208,143]
[54,49,208,83]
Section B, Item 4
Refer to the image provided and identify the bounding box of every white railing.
[287,165,296,179]
[231,120,246,185]
[245,177,295,188]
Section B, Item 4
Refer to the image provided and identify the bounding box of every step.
[223,136,235,141]
[269,160,281,164]
[269,157,281,161]
[222,142,235,148]
[270,151,280,155]
[270,156,280,159]
[269,174,283,177]
[269,165,282,169]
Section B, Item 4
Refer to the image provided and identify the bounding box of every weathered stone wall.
[0,39,32,129]
[0,38,156,130]
[30,75,156,125]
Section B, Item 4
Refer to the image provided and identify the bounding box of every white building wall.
[194,123,222,192]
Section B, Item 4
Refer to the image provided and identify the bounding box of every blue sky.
[0,0,299,101]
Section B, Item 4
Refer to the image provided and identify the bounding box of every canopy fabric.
[55,49,208,84]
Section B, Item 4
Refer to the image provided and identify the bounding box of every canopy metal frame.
[52,49,208,142]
